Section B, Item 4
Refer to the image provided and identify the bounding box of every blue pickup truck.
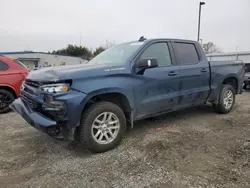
[10,38,244,153]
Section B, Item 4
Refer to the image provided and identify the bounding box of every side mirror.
[136,58,158,69]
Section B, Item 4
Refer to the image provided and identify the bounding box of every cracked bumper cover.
[10,98,56,132]
[10,90,87,135]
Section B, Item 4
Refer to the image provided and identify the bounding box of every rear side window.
[140,42,172,67]
[0,61,8,71]
[14,60,28,70]
[174,42,200,65]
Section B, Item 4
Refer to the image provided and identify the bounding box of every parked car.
[243,63,250,89]
[0,56,29,113]
[10,38,244,153]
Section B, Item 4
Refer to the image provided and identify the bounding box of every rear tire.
[213,84,235,114]
[243,84,247,90]
[78,101,126,153]
[0,89,15,114]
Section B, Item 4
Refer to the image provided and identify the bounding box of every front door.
[134,42,181,120]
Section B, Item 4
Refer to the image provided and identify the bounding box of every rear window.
[14,60,28,70]
[0,61,8,71]
[174,42,200,65]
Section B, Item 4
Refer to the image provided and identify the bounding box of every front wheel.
[213,84,235,114]
[78,101,126,153]
[0,89,15,114]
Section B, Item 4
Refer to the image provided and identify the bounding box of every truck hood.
[27,63,128,82]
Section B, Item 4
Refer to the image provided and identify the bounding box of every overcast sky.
[0,0,249,53]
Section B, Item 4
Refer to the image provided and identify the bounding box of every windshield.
[14,60,29,70]
[88,42,144,65]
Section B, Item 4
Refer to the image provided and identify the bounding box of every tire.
[0,89,15,114]
[213,84,235,114]
[78,101,126,153]
[243,84,247,90]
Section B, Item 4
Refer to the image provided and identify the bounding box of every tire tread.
[78,101,126,153]
[213,84,235,114]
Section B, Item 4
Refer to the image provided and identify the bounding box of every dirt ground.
[1,92,250,188]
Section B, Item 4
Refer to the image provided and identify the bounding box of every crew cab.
[0,56,28,113]
[10,38,244,153]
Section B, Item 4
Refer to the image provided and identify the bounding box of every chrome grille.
[25,79,40,88]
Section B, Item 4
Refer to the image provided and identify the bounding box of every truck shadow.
[243,88,250,92]
[71,104,215,157]
[128,104,215,134]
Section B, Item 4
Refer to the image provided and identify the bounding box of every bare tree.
[202,42,221,54]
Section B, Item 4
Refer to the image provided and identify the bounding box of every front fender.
[71,74,137,111]
[81,88,135,109]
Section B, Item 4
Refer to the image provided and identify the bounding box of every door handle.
[168,71,178,76]
[201,69,207,73]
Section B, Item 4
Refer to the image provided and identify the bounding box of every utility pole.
[197,2,205,42]
[199,39,203,45]
[80,35,82,47]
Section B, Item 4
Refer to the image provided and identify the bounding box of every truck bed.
[209,60,244,101]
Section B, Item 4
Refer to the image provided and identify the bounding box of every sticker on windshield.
[130,42,144,46]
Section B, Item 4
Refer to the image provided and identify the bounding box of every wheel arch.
[0,84,17,98]
[83,91,133,123]
[222,76,238,93]
[74,90,134,141]
[209,75,239,104]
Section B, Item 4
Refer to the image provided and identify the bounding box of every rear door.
[134,41,181,119]
[172,41,210,106]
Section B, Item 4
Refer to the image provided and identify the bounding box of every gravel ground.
[1,92,250,188]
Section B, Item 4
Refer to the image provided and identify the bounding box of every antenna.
[139,36,146,42]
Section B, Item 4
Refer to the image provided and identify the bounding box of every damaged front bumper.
[10,90,86,140]
[10,98,57,130]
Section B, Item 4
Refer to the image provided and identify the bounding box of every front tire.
[213,84,235,114]
[78,101,126,153]
[0,89,15,114]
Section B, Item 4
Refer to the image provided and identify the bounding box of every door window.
[174,42,200,65]
[0,61,8,71]
[140,43,172,67]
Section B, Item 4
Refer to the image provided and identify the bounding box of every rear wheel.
[243,83,247,90]
[0,89,15,114]
[78,101,126,153]
[213,84,235,114]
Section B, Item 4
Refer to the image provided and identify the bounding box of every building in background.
[207,51,250,64]
[0,52,87,70]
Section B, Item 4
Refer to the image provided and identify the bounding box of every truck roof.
[144,38,198,43]
[131,37,198,44]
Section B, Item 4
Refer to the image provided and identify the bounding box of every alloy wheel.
[91,112,120,145]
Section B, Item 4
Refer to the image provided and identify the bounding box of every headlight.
[40,83,70,93]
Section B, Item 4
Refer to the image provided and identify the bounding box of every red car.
[0,56,29,113]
